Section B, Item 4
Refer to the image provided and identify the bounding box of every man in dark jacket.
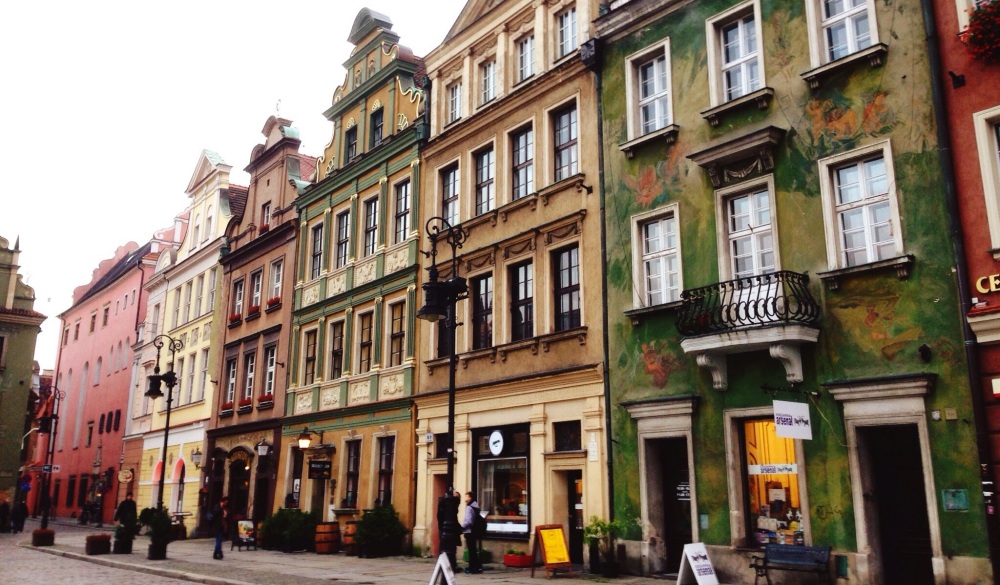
[211,497,229,560]
[10,501,28,533]
[113,492,137,532]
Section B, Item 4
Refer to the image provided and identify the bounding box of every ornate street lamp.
[38,387,65,531]
[145,334,183,559]
[416,216,467,564]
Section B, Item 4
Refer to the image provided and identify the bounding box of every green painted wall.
[600,0,987,559]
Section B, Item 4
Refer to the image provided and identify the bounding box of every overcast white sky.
[0,0,464,370]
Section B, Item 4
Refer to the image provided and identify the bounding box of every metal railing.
[677,271,820,336]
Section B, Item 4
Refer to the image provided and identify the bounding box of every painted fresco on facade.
[599,0,989,576]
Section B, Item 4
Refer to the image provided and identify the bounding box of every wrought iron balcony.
[677,271,820,336]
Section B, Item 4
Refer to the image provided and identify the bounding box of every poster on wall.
[773,400,812,440]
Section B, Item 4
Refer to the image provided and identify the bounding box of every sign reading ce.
[976,274,1000,294]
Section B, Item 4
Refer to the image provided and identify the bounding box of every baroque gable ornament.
[371,99,383,112]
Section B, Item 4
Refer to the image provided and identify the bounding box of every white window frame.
[517,35,535,83]
[447,82,462,123]
[440,163,460,226]
[480,59,497,105]
[714,175,780,281]
[393,179,412,245]
[957,0,990,31]
[625,39,674,141]
[225,359,237,404]
[363,196,379,257]
[270,258,283,301]
[552,102,579,182]
[250,269,263,308]
[263,345,277,396]
[243,352,256,401]
[817,140,903,269]
[706,0,765,108]
[804,0,880,67]
[194,274,204,317]
[975,106,1000,255]
[556,7,578,59]
[199,348,209,402]
[631,204,683,308]
[232,279,245,316]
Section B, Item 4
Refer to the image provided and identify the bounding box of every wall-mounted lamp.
[191,447,203,469]
[256,439,272,457]
[298,427,323,449]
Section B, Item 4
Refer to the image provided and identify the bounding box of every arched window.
[98,413,105,434]
[204,206,214,241]
[117,341,123,370]
[94,358,102,384]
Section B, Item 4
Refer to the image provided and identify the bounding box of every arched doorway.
[227,449,252,519]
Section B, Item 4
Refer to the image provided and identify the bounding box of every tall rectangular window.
[518,35,535,82]
[336,212,350,269]
[481,60,497,104]
[389,302,406,367]
[310,224,324,279]
[243,352,256,401]
[394,181,411,244]
[512,127,534,199]
[448,82,462,123]
[510,262,534,341]
[183,282,193,323]
[199,348,209,402]
[269,259,283,301]
[741,418,801,548]
[303,330,317,385]
[639,54,670,134]
[194,274,204,316]
[232,280,245,316]
[249,270,263,310]
[834,156,893,266]
[358,313,374,374]
[345,127,358,162]
[261,202,272,228]
[151,304,160,337]
[472,275,493,350]
[442,166,459,226]
[823,0,872,61]
[728,189,775,278]
[553,106,579,181]
[370,108,384,148]
[721,15,760,101]
[641,215,680,305]
[207,269,216,311]
[185,352,196,404]
[554,245,581,331]
[172,289,181,329]
[363,198,379,257]
[557,7,578,58]
[475,147,495,215]
[263,345,277,396]
[102,307,109,327]
[377,436,396,506]
[329,321,345,380]
[175,357,185,404]
[225,359,237,403]
[344,440,361,508]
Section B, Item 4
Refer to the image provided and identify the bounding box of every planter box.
[113,539,133,554]
[86,537,111,555]
[504,553,533,567]
[31,529,54,547]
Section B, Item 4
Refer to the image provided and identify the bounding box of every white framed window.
[631,204,682,307]
[805,0,880,66]
[517,35,535,82]
[243,352,256,401]
[475,146,496,216]
[269,259,283,301]
[706,1,764,106]
[394,180,411,245]
[207,269,216,311]
[818,140,902,269]
[310,223,324,279]
[625,41,673,140]
[553,104,579,181]
[336,211,351,269]
[185,352,196,404]
[714,176,779,280]
[974,106,1000,253]
[199,348,209,402]
[363,197,379,257]
[263,345,277,396]
[441,165,460,226]
[250,270,263,309]
[448,82,462,123]
[194,274,204,316]
[232,279,245,316]
[556,7,578,59]
[174,357,183,402]
[303,329,318,385]
[511,125,534,199]
[225,358,237,404]
[262,202,272,227]
[481,60,497,105]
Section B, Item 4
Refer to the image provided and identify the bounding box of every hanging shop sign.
[773,400,812,440]
[308,459,332,480]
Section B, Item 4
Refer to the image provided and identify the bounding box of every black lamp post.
[38,387,65,531]
[416,216,467,565]
[146,334,184,513]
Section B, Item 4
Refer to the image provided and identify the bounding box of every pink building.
[51,242,155,523]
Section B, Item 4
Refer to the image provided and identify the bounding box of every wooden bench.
[749,544,831,585]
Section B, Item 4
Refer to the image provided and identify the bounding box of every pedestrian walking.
[10,501,28,533]
[211,497,230,560]
[113,492,137,534]
[462,492,483,574]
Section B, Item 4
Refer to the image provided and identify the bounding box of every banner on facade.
[676,542,719,585]
[773,400,812,440]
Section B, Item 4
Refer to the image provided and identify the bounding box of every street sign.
[26,465,44,473]
[43,464,52,472]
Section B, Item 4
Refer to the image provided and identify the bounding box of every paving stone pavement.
[7,517,677,585]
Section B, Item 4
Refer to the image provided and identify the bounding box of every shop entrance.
[566,470,584,564]
[228,459,250,518]
[645,437,692,576]
[857,424,933,585]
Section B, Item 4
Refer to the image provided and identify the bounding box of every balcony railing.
[677,271,820,336]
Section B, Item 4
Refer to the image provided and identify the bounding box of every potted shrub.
[237,397,253,411]
[31,527,55,547]
[504,548,533,568]
[259,224,270,234]
[247,304,261,317]
[228,313,242,325]
[266,296,281,309]
[220,401,234,412]
[584,516,630,578]
[259,507,318,552]
[966,0,1000,63]
[85,532,112,555]
[355,504,407,557]
[113,520,139,554]
[139,507,173,560]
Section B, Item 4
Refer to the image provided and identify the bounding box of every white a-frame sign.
[676,542,720,585]
[428,553,457,585]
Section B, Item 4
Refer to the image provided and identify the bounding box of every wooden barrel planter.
[315,521,341,554]
[343,520,359,556]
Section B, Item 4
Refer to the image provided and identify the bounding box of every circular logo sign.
[118,469,134,483]
[489,430,504,456]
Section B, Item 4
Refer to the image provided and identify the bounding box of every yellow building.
[413,0,608,564]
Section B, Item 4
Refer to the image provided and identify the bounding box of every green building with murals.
[279,9,424,541]
[593,0,991,582]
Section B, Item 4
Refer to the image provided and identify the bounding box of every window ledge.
[219,409,234,418]
[816,254,914,290]
[227,318,242,329]
[619,125,680,159]
[700,87,775,127]
[624,300,683,325]
[687,125,787,188]
[542,449,587,459]
[427,327,588,375]
[265,302,282,314]
[236,404,253,414]
[800,43,888,90]
[245,311,261,322]
[256,400,275,410]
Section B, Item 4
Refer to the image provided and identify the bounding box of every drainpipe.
[920,0,1000,579]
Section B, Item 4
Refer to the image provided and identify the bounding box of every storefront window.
[473,424,529,536]
[742,419,802,547]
